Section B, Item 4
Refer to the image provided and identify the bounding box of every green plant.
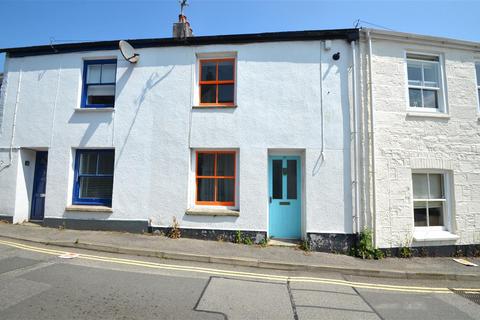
[169,217,181,239]
[299,240,311,252]
[243,237,253,245]
[399,246,412,258]
[355,229,384,259]
[258,236,270,247]
[235,230,242,244]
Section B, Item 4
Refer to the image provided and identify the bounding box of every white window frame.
[411,170,452,232]
[405,51,447,114]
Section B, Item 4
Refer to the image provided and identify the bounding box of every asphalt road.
[0,239,479,320]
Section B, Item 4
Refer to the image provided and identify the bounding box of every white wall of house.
[362,31,480,248]
[0,39,354,236]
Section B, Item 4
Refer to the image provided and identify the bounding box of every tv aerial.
[179,0,189,16]
[119,40,139,63]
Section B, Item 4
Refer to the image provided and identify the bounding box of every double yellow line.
[1,239,479,294]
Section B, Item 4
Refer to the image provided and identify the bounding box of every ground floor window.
[412,172,446,227]
[196,151,236,206]
[73,149,114,206]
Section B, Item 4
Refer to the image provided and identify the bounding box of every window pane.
[414,201,427,227]
[476,63,480,86]
[79,176,113,199]
[216,153,234,176]
[218,84,234,103]
[409,88,422,108]
[429,174,444,199]
[201,62,216,81]
[197,178,214,201]
[407,62,422,86]
[287,160,297,199]
[86,64,101,84]
[412,174,428,199]
[423,89,438,108]
[97,152,114,175]
[87,85,115,105]
[218,61,234,80]
[423,63,439,87]
[79,152,97,174]
[428,201,444,226]
[217,178,234,202]
[200,84,217,103]
[197,153,215,176]
[101,64,116,83]
[272,160,283,199]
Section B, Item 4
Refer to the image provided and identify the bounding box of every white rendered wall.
[363,37,480,248]
[0,40,353,235]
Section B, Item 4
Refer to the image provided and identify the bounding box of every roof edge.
[1,28,359,58]
[361,28,480,52]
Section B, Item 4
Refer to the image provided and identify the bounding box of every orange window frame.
[199,58,235,106]
[196,151,236,206]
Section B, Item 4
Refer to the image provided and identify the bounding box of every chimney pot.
[173,14,193,39]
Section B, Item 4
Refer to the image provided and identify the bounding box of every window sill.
[65,205,113,213]
[74,108,115,113]
[185,208,239,217]
[192,105,237,109]
[413,230,459,242]
[406,111,450,119]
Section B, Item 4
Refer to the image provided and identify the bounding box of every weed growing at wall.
[169,217,181,239]
[354,229,384,259]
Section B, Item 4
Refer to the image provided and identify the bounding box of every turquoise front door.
[268,156,301,239]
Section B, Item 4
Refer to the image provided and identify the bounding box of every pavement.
[0,223,479,281]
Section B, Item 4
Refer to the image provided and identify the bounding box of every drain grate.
[451,289,480,305]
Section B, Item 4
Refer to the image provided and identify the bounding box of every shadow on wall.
[67,112,113,147]
[115,66,175,167]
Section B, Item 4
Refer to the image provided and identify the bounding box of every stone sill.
[406,111,450,119]
[65,205,113,213]
[413,230,459,242]
[185,208,239,217]
[74,108,115,113]
[192,105,237,109]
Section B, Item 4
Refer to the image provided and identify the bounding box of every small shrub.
[169,217,181,239]
[258,237,269,247]
[354,229,383,260]
[399,246,412,258]
[243,237,253,245]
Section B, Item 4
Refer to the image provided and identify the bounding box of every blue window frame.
[73,149,115,206]
[81,59,117,108]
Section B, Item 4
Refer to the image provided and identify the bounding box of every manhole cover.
[451,289,480,305]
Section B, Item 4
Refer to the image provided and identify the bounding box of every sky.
[1,0,479,72]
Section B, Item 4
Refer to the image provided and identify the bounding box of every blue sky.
[1,0,479,72]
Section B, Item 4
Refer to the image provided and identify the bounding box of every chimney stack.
[173,14,193,39]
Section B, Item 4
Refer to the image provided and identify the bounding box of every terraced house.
[0,22,479,255]
[0,19,360,251]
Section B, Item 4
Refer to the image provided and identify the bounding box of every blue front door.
[268,156,301,239]
[30,152,48,221]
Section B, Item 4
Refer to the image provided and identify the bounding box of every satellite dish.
[119,40,139,63]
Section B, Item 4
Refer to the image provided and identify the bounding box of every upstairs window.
[196,151,236,206]
[73,149,115,206]
[82,60,117,108]
[412,173,446,228]
[476,63,480,110]
[199,59,235,106]
[407,54,443,110]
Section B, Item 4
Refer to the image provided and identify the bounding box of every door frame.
[267,150,305,240]
[30,151,48,221]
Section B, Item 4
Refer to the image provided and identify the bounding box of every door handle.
[269,196,272,204]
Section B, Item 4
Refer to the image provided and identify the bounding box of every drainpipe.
[0,58,22,172]
[366,30,378,247]
[351,40,360,234]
